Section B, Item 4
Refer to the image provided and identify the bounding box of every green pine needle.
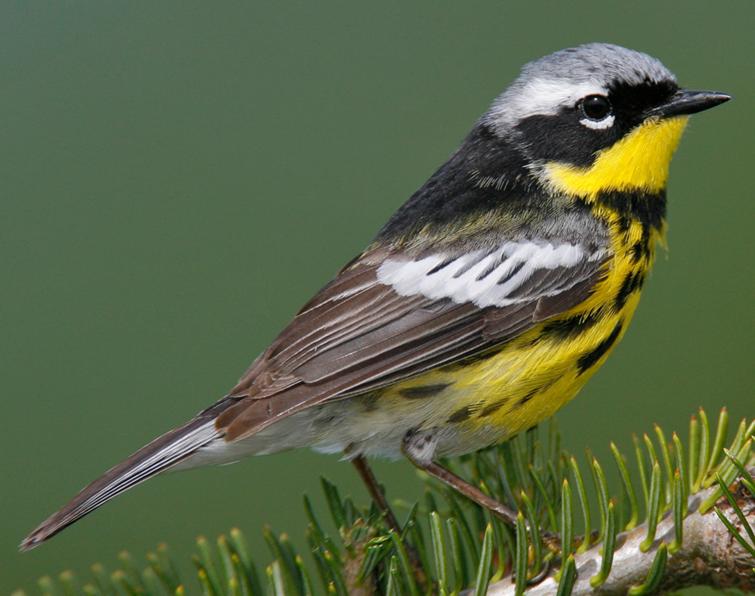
[472,524,494,596]
[628,544,667,595]
[15,408,753,596]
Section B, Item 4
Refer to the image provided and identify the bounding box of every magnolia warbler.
[22,43,729,550]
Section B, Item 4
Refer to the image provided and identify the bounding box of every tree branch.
[481,473,755,595]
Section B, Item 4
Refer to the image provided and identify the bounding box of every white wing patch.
[377,241,606,308]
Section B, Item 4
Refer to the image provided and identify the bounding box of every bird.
[21,43,730,551]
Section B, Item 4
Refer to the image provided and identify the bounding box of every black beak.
[646,89,731,119]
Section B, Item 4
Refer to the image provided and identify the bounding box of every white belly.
[174,394,503,471]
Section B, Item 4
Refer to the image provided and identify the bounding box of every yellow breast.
[370,219,652,446]
[370,116,687,448]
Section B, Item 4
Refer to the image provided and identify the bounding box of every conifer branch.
[481,469,755,595]
[13,408,754,595]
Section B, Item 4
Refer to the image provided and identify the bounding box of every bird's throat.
[542,116,689,197]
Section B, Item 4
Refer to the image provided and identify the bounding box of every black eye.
[580,95,612,120]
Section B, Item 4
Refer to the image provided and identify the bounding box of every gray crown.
[484,43,676,133]
[518,43,675,87]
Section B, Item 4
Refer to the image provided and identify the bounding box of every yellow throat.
[544,116,689,197]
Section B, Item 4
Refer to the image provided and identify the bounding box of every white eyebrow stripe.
[377,241,606,308]
[485,78,607,129]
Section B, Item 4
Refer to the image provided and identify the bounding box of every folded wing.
[217,240,610,440]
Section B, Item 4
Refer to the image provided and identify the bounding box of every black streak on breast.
[399,383,452,399]
[576,321,623,374]
[447,406,473,423]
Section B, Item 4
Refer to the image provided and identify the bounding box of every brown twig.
[477,473,754,595]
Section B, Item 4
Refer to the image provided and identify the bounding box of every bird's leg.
[418,452,557,584]
[351,455,402,533]
[351,455,427,589]
[401,443,519,527]
[401,433,560,567]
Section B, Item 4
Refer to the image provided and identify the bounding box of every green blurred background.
[2,1,752,592]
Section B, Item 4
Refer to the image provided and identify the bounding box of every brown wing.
[216,246,608,441]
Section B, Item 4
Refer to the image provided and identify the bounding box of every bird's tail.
[20,399,233,551]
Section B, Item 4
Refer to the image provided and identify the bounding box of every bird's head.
[483,43,730,199]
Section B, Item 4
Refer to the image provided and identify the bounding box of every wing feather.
[217,242,609,441]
